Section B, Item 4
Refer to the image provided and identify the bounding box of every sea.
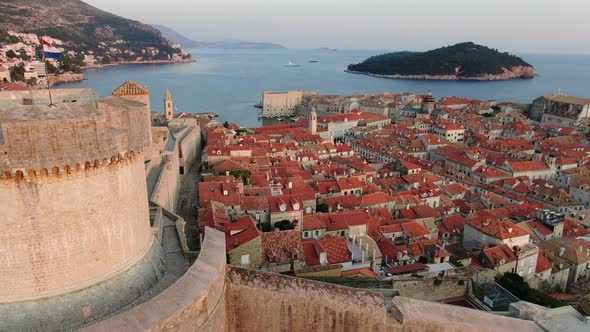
[59,48,590,128]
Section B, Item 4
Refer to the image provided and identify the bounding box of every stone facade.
[228,235,262,269]
[261,90,303,118]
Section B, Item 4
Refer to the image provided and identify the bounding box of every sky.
[85,0,590,54]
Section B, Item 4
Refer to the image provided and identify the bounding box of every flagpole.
[39,37,55,107]
[44,58,55,107]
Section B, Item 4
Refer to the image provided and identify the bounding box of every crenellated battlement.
[0,148,144,183]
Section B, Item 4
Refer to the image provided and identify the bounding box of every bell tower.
[309,107,317,135]
[164,89,173,121]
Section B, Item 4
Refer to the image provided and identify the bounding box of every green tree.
[274,220,295,231]
[316,203,329,213]
[25,77,37,86]
[18,48,30,61]
[5,50,17,59]
[9,64,25,82]
[223,121,230,128]
[496,273,565,308]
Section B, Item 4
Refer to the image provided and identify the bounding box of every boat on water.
[309,60,319,63]
[276,117,284,121]
[284,61,300,67]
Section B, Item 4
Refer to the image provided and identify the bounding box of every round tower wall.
[0,152,152,302]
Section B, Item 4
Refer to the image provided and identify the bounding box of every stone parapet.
[82,227,227,332]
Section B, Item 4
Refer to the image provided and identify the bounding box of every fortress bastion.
[0,82,164,330]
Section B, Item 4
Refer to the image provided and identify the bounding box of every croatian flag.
[42,39,62,59]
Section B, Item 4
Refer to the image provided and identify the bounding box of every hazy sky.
[85,0,590,53]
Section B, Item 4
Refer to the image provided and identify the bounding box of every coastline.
[46,58,197,87]
[80,58,196,70]
[344,68,535,81]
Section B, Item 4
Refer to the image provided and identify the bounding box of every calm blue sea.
[59,48,590,128]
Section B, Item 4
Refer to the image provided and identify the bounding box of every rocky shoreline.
[45,58,196,87]
[47,72,85,86]
[80,58,195,70]
[345,65,535,81]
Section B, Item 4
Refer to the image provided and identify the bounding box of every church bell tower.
[164,89,173,121]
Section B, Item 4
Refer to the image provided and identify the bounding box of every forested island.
[347,42,534,81]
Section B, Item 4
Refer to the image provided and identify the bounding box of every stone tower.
[309,107,317,135]
[422,89,436,114]
[0,82,164,330]
[164,89,173,121]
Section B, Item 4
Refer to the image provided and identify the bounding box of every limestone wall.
[82,227,227,332]
[0,97,152,171]
[225,266,392,332]
[393,278,470,302]
[76,228,544,332]
[175,126,201,175]
[151,152,180,211]
[0,153,153,301]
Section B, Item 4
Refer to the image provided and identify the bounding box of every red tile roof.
[466,218,528,240]
[383,263,428,275]
[225,215,260,251]
[483,244,517,267]
[261,230,304,264]
[317,237,351,264]
[536,249,553,273]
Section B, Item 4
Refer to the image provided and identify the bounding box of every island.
[346,42,534,81]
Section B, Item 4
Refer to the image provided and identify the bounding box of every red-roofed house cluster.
[197,89,590,296]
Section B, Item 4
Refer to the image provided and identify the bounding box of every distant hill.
[152,24,285,50]
[0,0,190,63]
[347,42,534,80]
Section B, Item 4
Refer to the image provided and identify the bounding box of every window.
[179,166,184,174]
[241,254,250,267]
[303,231,309,238]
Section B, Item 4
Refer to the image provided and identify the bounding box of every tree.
[18,48,30,61]
[9,64,25,82]
[5,50,17,59]
[223,121,230,128]
[496,273,565,308]
[274,220,295,231]
[25,77,37,86]
[316,203,329,213]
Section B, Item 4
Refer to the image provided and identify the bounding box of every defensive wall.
[86,227,541,332]
[149,123,200,212]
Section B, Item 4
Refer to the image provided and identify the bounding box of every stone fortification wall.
[77,228,543,332]
[0,88,96,107]
[150,151,180,211]
[82,227,227,332]
[0,97,152,171]
[225,266,392,332]
[174,125,201,175]
[0,152,153,301]
[393,278,470,302]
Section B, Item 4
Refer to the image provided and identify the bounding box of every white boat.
[284,61,300,67]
